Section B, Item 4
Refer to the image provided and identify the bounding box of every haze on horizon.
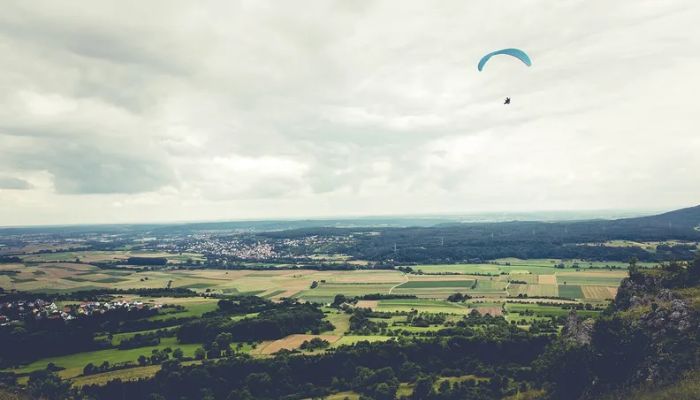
[1,1,699,226]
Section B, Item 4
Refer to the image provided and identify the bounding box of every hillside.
[535,256,700,399]
[271,205,700,263]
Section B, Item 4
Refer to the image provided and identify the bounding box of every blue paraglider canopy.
[478,48,531,71]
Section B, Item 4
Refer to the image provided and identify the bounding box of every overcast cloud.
[1,0,699,225]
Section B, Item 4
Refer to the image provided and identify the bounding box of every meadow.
[8,337,201,380]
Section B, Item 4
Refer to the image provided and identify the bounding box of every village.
[0,298,161,325]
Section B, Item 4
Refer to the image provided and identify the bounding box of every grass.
[323,392,361,400]
[398,280,475,288]
[71,365,162,387]
[558,285,584,299]
[332,336,394,347]
[324,311,351,335]
[145,299,218,321]
[505,303,599,318]
[97,326,179,346]
[376,299,470,314]
[6,338,200,379]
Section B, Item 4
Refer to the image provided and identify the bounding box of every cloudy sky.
[1,1,699,226]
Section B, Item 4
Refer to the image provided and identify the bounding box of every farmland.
[1,215,691,399]
[1,255,631,308]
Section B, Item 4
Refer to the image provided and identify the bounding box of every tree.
[399,362,421,381]
[412,376,435,399]
[332,294,348,307]
[628,257,640,278]
[194,347,206,360]
[27,370,70,400]
[534,340,592,400]
[207,342,221,359]
[138,355,148,366]
[172,348,184,360]
[373,382,396,400]
[215,333,233,348]
[83,363,96,375]
[226,389,254,400]
[245,372,272,397]
[688,254,700,284]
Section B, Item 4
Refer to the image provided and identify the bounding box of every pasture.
[7,337,200,379]
[375,299,470,314]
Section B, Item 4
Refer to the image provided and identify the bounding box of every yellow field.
[253,334,341,355]
[581,285,616,300]
[526,284,559,297]
[71,365,161,387]
[355,300,379,309]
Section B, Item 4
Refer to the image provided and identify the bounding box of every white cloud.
[0,0,699,225]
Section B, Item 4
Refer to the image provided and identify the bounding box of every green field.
[7,337,201,379]
[398,280,475,288]
[331,335,394,347]
[505,303,599,318]
[146,300,218,321]
[558,285,585,299]
[376,299,470,314]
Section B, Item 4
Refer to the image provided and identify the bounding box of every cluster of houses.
[185,238,279,260]
[182,234,352,261]
[0,299,161,326]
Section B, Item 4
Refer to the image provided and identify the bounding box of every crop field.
[21,250,205,265]
[3,255,630,305]
[558,285,585,299]
[581,285,617,300]
[354,300,379,309]
[410,258,645,277]
[525,284,559,297]
[375,299,470,314]
[71,365,162,387]
[253,334,341,355]
[554,271,625,286]
[397,280,475,288]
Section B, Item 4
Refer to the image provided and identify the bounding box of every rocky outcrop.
[561,310,594,345]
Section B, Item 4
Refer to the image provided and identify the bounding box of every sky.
[1,1,699,226]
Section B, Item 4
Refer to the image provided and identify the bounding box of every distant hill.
[261,205,700,263]
[623,204,700,229]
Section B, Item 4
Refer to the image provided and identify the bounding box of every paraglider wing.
[478,48,531,71]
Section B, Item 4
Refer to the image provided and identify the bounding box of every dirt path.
[388,273,409,294]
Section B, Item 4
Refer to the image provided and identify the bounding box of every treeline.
[258,207,700,263]
[0,287,197,303]
[0,256,21,263]
[177,300,331,343]
[82,331,552,400]
[126,257,168,266]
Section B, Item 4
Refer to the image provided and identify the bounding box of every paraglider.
[478,48,531,104]
[477,48,531,72]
